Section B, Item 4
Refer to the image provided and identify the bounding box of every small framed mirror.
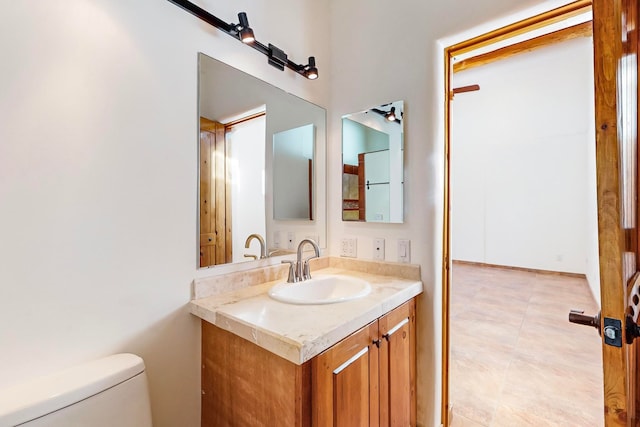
[342,101,404,223]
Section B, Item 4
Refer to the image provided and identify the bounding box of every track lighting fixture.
[304,57,318,80]
[236,12,254,44]
[166,0,319,80]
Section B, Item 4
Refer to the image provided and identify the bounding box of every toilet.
[0,353,152,427]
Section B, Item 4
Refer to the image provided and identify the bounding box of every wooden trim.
[442,40,452,427]
[224,111,266,128]
[452,260,587,279]
[441,2,593,426]
[450,84,480,100]
[448,0,592,57]
[343,164,358,175]
[454,21,592,73]
[199,116,218,132]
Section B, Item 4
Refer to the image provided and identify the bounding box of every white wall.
[0,1,329,426]
[273,124,314,220]
[328,1,573,425]
[227,116,267,263]
[451,37,597,277]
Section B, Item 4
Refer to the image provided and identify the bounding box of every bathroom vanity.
[190,257,423,426]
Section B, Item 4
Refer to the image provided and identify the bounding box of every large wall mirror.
[198,53,326,268]
[342,101,404,223]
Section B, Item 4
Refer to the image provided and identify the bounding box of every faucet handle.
[281,260,298,283]
[302,260,312,280]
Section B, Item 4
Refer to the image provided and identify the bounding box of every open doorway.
[442,1,605,425]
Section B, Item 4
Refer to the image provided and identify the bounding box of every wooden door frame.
[440,1,593,425]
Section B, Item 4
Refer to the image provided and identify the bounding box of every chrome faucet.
[244,234,267,259]
[281,238,320,283]
[296,238,320,281]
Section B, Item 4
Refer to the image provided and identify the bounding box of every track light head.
[304,56,318,80]
[385,107,397,122]
[237,12,254,43]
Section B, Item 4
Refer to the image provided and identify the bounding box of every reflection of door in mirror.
[199,113,267,267]
[200,117,231,267]
[342,163,360,220]
[364,150,390,222]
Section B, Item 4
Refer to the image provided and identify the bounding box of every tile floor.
[450,262,603,427]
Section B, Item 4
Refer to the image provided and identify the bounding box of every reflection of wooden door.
[587,0,640,423]
[199,117,232,267]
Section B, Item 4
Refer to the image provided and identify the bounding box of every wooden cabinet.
[201,299,416,427]
[312,299,416,427]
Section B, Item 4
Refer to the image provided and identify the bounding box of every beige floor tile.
[450,410,489,427]
[450,264,604,427]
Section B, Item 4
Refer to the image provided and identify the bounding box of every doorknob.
[568,309,601,334]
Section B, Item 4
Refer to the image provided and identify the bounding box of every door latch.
[569,310,640,346]
[626,314,640,344]
[603,317,622,347]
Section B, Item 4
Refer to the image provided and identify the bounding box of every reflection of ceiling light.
[385,107,397,122]
[166,0,319,80]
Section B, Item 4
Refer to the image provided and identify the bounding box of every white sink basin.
[268,274,371,305]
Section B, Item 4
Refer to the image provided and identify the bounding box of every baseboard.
[451,260,586,279]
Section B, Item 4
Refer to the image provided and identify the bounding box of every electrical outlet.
[340,238,357,257]
[287,232,295,250]
[398,239,411,263]
[373,238,385,261]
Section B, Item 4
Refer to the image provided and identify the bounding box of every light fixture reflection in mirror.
[198,53,327,268]
[342,101,404,223]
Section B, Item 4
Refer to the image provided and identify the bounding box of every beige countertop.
[189,258,423,365]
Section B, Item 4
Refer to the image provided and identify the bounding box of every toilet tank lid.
[0,353,146,426]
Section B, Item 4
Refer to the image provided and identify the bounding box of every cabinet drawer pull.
[383,317,409,341]
[333,347,369,374]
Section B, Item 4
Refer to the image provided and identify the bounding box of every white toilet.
[0,353,153,427]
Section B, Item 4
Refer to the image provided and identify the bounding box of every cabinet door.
[378,300,416,427]
[312,321,379,427]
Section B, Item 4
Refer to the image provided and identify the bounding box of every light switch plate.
[373,238,385,260]
[398,239,411,263]
[273,231,281,248]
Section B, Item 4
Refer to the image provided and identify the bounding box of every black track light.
[166,0,318,80]
[237,12,254,43]
[305,57,318,80]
